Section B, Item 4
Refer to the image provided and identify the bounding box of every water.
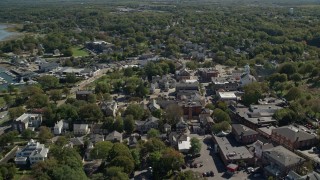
[0,67,18,90]
[0,24,14,41]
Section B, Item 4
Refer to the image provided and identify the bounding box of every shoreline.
[0,23,23,42]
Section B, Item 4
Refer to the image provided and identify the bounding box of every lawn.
[14,169,32,180]
[71,47,89,57]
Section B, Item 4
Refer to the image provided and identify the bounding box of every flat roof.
[213,135,253,161]
[178,136,191,151]
[218,91,237,98]
[257,126,276,136]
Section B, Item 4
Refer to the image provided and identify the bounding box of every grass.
[71,47,89,57]
[13,169,32,180]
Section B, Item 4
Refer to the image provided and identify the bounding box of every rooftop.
[264,146,305,167]
[272,126,316,142]
[213,135,253,161]
[232,124,258,136]
[218,91,237,99]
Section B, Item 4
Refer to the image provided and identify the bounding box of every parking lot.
[186,134,257,180]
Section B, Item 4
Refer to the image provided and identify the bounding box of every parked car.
[247,167,254,173]
[202,172,207,177]
[209,171,214,177]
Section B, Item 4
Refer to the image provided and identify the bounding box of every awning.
[227,164,238,172]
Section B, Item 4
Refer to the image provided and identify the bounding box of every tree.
[87,94,97,103]
[212,121,231,133]
[213,108,231,123]
[273,108,298,126]
[38,75,59,89]
[108,143,133,161]
[8,106,25,120]
[21,129,36,139]
[123,115,134,134]
[242,82,268,106]
[65,73,77,84]
[131,149,141,168]
[290,73,302,82]
[90,141,113,160]
[95,82,111,94]
[3,94,14,107]
[113,116,124,133]
[78,103,103,123]
[268,73,287,86]
[7,84,15,95]
[147,128,160,139]
[172,170,203,180]
[141,138,166,155]
[165,104,183,125]
[55,136,68,146]
[104,166,129,180]
[190,137,201,155]
[135,83,149,98]
[124,104,144,120]
[21,85,44,98]
[285,87,302,101]
[109,156,135,174]
[49,89,62,103]
[26,93,49,108]
[38,126,53,143]
[278,63,297,76]
[159,148,184,176]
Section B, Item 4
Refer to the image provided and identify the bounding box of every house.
[178,136,191,153]
[217,91,238,104]
[286,170,320,180]
[90,134,105,144]
[240,73,257,87]
[176,68,192,81]
[68,137,84,148]
[176,117,188,133]
[135,116,159,133]
[253,140,274,158]
[38,62,59,73]
[105,130,122,142]
[179,100,203,119]
[229,104,281,130]
[91,124,108,135]
[54,120,64,135]
[232,124,258,144]
[262,146,305,178]
[76,91,93,101]
[15,139,49,166]
[148,99,161,112]
[198,68,219,82]
[175,82,199,92]
[100,101,117,117]
[212,135,254,166]
[12,113,42,133]
[271,126,317,150]
[73,124,89,136]
[211,77,239,92]
[163,123,171,133]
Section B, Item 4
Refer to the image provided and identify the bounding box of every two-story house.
[13,113,42,133]
[73,124,90,136]
[262,146,305,178]
[76,91,93,101]
[100,101,118,117]
[232,124,258,144]
[15,139,49,166]
[135,116,159,133]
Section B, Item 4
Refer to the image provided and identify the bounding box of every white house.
[73,124,89,136]
[54,120,64,135]
[240,73,256,87]
[15,139,49,165]
[178,136,191,153]
[13,113,42,133]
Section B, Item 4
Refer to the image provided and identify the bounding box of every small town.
[0,0,320,180]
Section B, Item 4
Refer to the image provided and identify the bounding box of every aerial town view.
[0,0,320,179]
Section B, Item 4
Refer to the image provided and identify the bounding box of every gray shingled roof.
[272,126,315,142]
[232,124,258,136]
[263,146,305,167]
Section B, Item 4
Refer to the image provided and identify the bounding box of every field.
[71,47,89,57]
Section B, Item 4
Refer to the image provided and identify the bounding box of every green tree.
[108,143,133,161]
[165,104,183,125]
[123,115,135,134]
[213,108,231,123]
[38,126,53,143]
[124,104,144,120]
[38,75,59,89]
[49,89,62,103]
[290,73,302,82]
[55,136,68,147]
[3,94,14,107]
[212,121,231,133]
[78,103,103,123]
[26,93,49,108]
[21,129,36,139]
[95,82,111,94]
[90,141,113,160]
[242,82,268,106]
[105,166,129,180]
[147,128,160,139]
[8,106,25,120]
[113,116,124,133]
[65,73,77,84]
[109,156,135,174]
[278,63,297,76]
[285,87,302,101]
[190,137,201,155]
